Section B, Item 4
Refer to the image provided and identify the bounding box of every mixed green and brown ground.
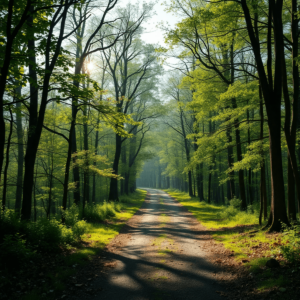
[0,189,147,300]
[166,189,300,300]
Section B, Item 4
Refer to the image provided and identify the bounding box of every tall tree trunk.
[92,115,100,203]
[259,87,268,225]
[62,123,73,221]
[241,0,289,231]
[284,0,300,220]
[287,155,296,220]
[21,8,39,220]
[226,129,235,199]
[158,164,161,189]
[208,167,212,204]
[179,109,193,197]
[33,163,37,222]
[22,3,70,220]
[15,87,23,214]
[108,134,122,201]
[247,107,253,205]
[2,109,13,210]
[72,119,81,204]
[83,104,89,204]
[121,144,126,195]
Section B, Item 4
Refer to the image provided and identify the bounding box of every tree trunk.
[62,122,73,220]
[232,97,247,210]
[2,109,13,210]
[15,87,23,214]
[108,134,122,201]
[287,155,296,221]
[83,104,89,204]
[21,9,39,220]
[241,0,289,230]
[208,167,212,204]
[72,121,81,204]
[92,115,100,203]
[226,130,235,199]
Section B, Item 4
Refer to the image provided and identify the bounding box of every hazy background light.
[120,0,180,46]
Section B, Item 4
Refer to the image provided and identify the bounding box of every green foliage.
[71,220,88,241]
[245,257,269,274]
[217,197,258,224]
[81,201,123,222]
[257,275,287,291]
[0,207,87,253]
[280,222,300,263]
[64,204,80,227]
[167,190,258,228]
[0,234,35,270]
[0,207,22,237]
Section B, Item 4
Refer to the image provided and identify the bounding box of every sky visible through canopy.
[121,0,179,46]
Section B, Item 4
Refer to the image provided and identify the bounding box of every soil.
[64,189,300,300]
[3,189,298,300]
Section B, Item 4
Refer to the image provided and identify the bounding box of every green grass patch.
[18,189,147,300]
[165,189,258,229]
[74,189,147,259]
[212,229,279,261]
[164,190,287,263]
[257,275,286,291]
[245,257,270,273]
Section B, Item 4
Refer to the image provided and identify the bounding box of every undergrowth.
[165,189,300,266]
[0,189,147,300]
[0,190,146,272]
[165,188,300,294]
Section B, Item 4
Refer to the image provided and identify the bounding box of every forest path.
[85,189,225,300]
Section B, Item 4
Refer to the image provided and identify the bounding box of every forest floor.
[166,189,300,300]
[64,188,226,300]
[3,189,299,300]
[61,188,299,300]
[0,190,146,300]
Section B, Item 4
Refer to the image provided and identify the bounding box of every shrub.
[26,218,66,251]
[217,198,241,219]
[281,222,300,263]
[72,220,88,241]
[0,208,22,241]
[83,203,104,222]
[64,204,80,227]
[217,197,258,225]
[0,234,34,270]
[102,201,116,218]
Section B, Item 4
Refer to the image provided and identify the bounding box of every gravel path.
[83,189,225,300]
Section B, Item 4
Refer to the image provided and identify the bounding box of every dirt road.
[79,189,226,300]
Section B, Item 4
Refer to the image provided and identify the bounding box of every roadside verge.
[165,189,300,300]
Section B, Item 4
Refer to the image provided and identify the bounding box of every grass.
[159,213,170,227]
[164,189,293,293]
[245,257,270,273]
[257,275,287,291]
[20,189,147,300]
[68,189,147,262]
[165,189,258,229]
